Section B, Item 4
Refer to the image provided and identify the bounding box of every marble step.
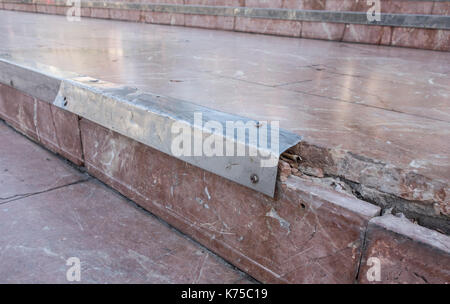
[0,10,448,284]
[0,0,449,50]
[1,70,449,284]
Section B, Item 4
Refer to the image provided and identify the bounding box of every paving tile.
[0,179,252,283]
[358,214,450,284]
[0,120,86,204]
[279,73,449,122]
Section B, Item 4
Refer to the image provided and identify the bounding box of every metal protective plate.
[0,56,302,197]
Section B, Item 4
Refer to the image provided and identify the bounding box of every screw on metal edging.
[250,174,259,184]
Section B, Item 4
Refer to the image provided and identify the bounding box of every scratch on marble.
[266,208,291,233]
[204,186,211,200]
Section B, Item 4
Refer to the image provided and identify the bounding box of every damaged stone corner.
[279,141,450,236]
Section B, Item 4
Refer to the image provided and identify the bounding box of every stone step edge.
[0,79,382,283]
[2,100,449,283]
[371,214,450,254]
[1,55,448,234]
[0,55,302,198]
[2,77,449,283]
[1,0,449,30]
[357,214,450,283]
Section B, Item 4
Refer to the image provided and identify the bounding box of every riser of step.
[1,1,449,51]
[71,0,450,16]
[191,0,449,16]
[2,0,449,28]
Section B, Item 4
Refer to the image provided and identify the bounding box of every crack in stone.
[0,178,90,205]
[354,223,369,283]
[77,116,86,165]
[413,271,429,283]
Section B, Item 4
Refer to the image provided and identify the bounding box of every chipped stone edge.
[282,141,450,235]
[369,214,450,254]
[284,175,381,220]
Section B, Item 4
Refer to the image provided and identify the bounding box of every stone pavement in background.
[0,120,254,283]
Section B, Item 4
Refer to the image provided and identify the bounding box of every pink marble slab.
[186,0,244,6]
[109,8,142,22]
[301,21,346,41]
[0,84,84,166]
[358,215,450,283]
[391,27,450,51]
[246,0,284,9]
[143,11,185,25]
[235,17,302,37]
[432,1,450,15]
[0,174,252,283]
[1,2,448,50]
[342,24,392,45]
[90,8,110,19]
[185,14,235,31]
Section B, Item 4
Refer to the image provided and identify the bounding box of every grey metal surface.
[0,56,302,197]
[1,0,449,29]
[0,56,76,102]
